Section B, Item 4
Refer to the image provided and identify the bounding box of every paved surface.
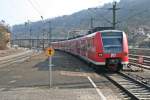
[0,50,124,100]
[0,88,100,100]
[0,48,25,57]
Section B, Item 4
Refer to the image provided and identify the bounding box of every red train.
[52,30,129,71]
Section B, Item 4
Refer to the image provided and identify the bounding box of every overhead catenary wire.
[86,8,113,27]
[87,2,120,29]
[94,8,113,24]
[118,9,149,24]
[114,0,150,27]
[32,0,42,10]
[26,0,43,19]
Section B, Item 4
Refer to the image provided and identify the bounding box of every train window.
[101,32,123,53]
[101,32,122,36]
[102,38,122,46]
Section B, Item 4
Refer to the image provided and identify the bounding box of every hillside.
[12,0,150,48]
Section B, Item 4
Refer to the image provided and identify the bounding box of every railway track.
[0,51,33,67]
[103,72,150,100]
[124,73,150,87]
[129,54,150,70]
[129,48,150,70]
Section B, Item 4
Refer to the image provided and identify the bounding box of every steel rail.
[129,62,150,70]
[118,72,150,89]
[103,74,139,100]
[123,73,150,87]
[103,72,150,100]
[129,48,150,56]
[0,51,33,67]
[129,53,150,70]
[129,58,150,66]
[129,54,150,59]
[0,54,30,64]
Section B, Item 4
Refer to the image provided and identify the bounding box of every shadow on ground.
[32,51,91,72]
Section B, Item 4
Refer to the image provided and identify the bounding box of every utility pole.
[90,17,94,29]
[42,30,45,50]
[25,22,28,48]
[108,1,120,29]
[48,21,51,47]
[47,20,53,88]
[40,16,45,50]
[30,28,32,49]
[37,32,39,49]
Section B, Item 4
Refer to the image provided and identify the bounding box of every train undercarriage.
[106,58,123,72]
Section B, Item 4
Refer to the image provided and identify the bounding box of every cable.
[91,8,113,25]
[80,8,112,28]
[32,0,41,10]
[118,9,149,24]
[26,0,43,18]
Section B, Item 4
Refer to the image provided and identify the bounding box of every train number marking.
[111,53,116,57]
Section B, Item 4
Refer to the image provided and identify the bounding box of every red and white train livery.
[52,30,129,71]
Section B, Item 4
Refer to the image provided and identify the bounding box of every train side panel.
[122,32,129,64]
[94,32,105,64]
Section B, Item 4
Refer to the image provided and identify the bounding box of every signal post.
[46,47,55,88]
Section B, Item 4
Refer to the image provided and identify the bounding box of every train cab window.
[101,32,123,53]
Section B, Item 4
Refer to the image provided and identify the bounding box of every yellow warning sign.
[46,47,55,56]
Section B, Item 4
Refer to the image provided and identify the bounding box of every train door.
[85,39,88,57]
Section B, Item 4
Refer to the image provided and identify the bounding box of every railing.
[129,48,150,70]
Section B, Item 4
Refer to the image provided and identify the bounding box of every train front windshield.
[101,31,123,53]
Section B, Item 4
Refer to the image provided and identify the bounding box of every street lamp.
[27,20,32,49]
[24,22,28,48]
[40,16,46,50]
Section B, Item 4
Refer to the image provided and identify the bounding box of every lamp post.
[27,20,32,49]
[30,28,32,49]
[25,22,28,48]
[41,16,45,50]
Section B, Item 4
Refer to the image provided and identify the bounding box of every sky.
[0,0,119,25]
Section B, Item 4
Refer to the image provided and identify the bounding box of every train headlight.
[98,53,103,57]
